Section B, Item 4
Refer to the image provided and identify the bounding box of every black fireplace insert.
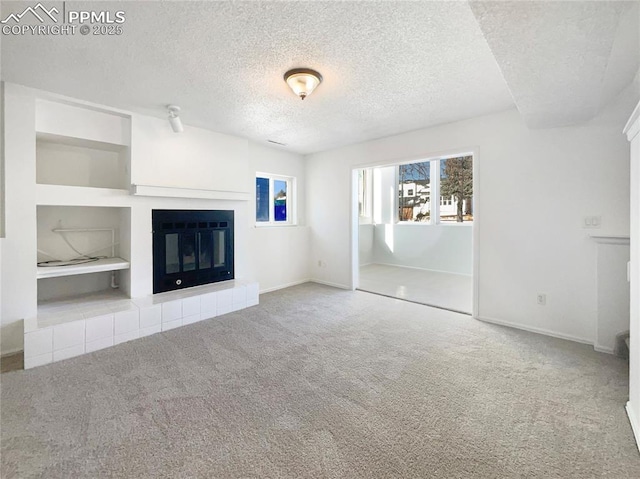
[152,210,234,294]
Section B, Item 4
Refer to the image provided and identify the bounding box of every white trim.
[131,184,250,201]
[471,147,480,319]
[259,279,310,294]
[476,315,593,345]
[351,169,359,290]
[593,344,615,355]
[311,279,351,290]
[627,402,640,452]
[624,101,640,141]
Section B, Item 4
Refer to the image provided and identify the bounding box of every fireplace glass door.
[153,210,234,293]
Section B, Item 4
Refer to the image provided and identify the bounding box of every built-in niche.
[36,205,131,302]
[36,134,129,190]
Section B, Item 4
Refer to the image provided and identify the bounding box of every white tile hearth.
[162,300,182,323]
[23,280,260,369]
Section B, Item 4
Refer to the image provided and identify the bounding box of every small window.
[256,174,296,225]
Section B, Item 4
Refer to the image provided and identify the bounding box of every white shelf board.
[36,131,128,151]
[36,184,131,207]
[37,257,130,279]
[131,184,250,201]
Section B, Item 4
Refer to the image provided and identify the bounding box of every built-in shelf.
[37,257,130,279]
[36,184,131,207]
[131,184,251,201]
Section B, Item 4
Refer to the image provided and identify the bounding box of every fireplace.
[152,210,234,294]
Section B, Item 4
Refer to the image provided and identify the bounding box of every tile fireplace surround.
[23,280,259,369]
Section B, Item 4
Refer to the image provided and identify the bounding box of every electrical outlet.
[583,216,602,229]
[537,293,546,306]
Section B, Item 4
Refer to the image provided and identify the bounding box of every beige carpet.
[1,283,639,478]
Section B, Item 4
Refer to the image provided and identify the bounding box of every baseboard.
[1,347,23,357]
[594,344,615,355]
[626,402,640,452]
[476,315,593,346]
[260,279,311,294]
[369,262,472,277]
[310,279,351,290]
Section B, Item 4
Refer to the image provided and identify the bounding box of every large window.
[398,155,472,223]
[256,174,295,225]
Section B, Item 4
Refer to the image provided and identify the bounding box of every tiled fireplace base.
[24,280,259,369]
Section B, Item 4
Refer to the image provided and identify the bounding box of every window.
[358,169,372,218]
[256,174,295,225]
[398,160,431,223]
[398,155,473,224]
[439,156,473,223]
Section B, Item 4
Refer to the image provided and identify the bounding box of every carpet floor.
[1,283,639,478]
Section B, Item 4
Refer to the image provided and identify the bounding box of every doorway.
[352,153,477,315]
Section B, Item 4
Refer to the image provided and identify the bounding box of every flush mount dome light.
[284,68,323,100]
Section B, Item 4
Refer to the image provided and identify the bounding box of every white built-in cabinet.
[624,100,640,451]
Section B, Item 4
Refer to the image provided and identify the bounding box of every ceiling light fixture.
[284,68,323,100]
[167,105,184,133]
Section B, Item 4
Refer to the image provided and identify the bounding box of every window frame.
[358,168,373,222]
[255,172,297,227]
[396,155,473,225]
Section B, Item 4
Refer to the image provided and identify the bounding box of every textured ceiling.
[470,1,639,128]
[1,1,638,153]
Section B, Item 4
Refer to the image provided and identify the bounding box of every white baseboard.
[368,262,472,277]
[310,279,351,290]
[626,402,640,452]
[476,315,593,346]
[260,279,310,294]
[594,344,615,355]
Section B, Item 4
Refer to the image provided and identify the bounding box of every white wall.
[372,224,472,275]
[131,114,248,194]
[307,96,633,344]
[358,224,374,265]
[247,142,310,292]
[593,239,630,353]
[1,83,37,355]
